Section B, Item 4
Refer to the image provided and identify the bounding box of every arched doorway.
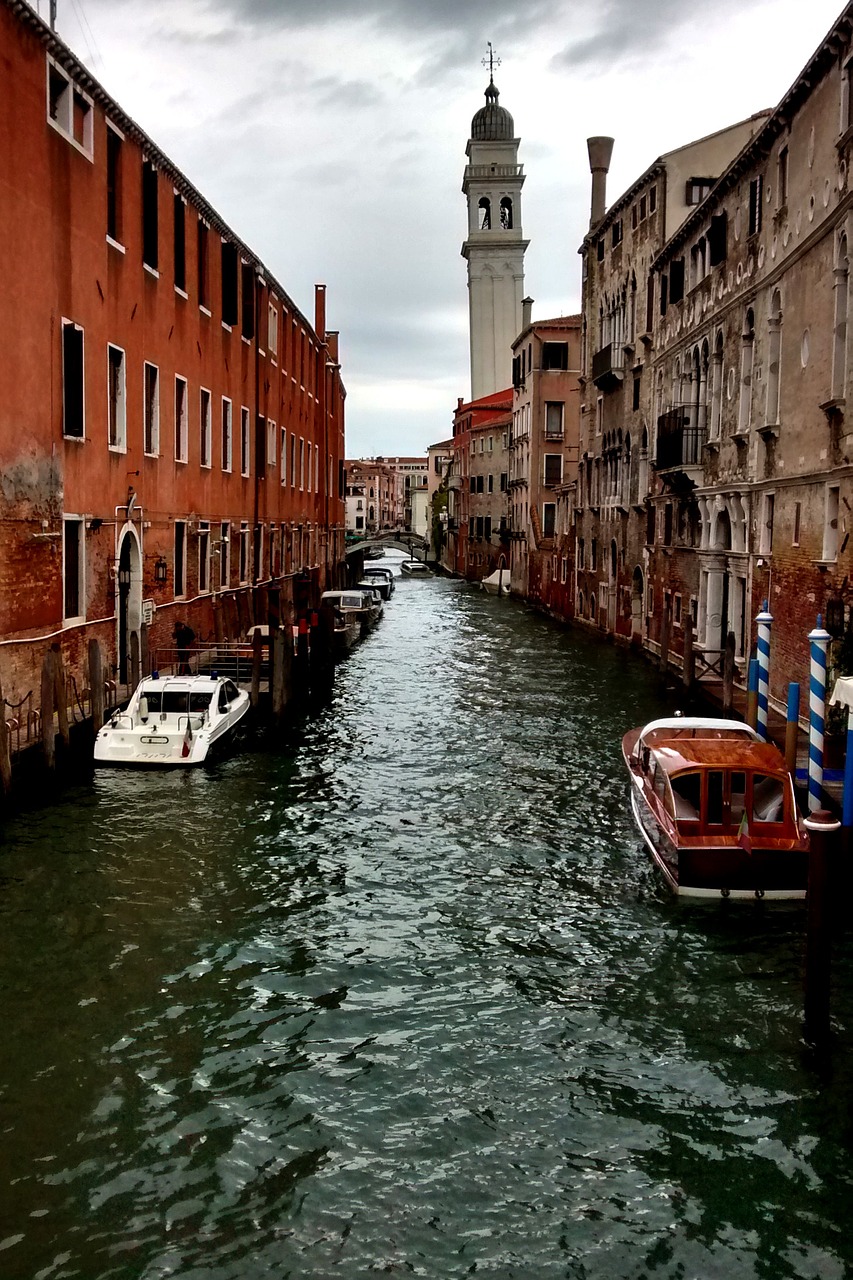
[116,525,142,685]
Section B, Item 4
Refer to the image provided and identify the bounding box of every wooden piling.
[722,631,736,714]
[140,622,149,676]
[272,628,287,720]
[0,670,12,795]
[785,682,800,779]
[89,639,105,733]
[746,657,759,730]
[804,809,840,1044]
[659,599,670,676]
[52,644,70,748]
[251,627,263,709]
[682,615,694,692]
[40,648,55,769]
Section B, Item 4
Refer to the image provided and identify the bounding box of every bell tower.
[462,49,528,399]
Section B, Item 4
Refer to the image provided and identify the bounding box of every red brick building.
[443,390,512,579]
[0,0,346,704]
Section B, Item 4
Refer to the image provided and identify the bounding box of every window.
[542,342,569,371]
[478,197,491,230]
[500,473,507,491]
[142,160,158,271]
[577,538,584,570]
[173,194,186,292]
[267,420,276,467]
[239,522,250,584]
[299,437,305,490]
[545,402,564,438]
[823,486,840,561]
[221,241,239,326]
[686,177,713,205]
[739,309,755,432]
[291,434,296,487]
[174,520,186,598]
[175,376,188,462]
[632,374,641,413]
[544,454,563,487]
[708,212,727,266]
[596,238,605,263]
[268,303,278,358]
[542,503,556,539]
[47,59,93,157]
[561,557,567,584]
[241,407,250,477]
[63,517,84,620]
[793,501,801,547]
[241,262,255,340]
[777,147,789,208]
[200,388,211,467]
[198,521,210,593]
[669,258,685,305]
[143,362,159,456]
[107,344,126,450]
[62,321,84,439]
[833,235,849,401]
[221,398,232,472]
[748,175,763,237]
[106,127,122,242]
[760,493,774,555]
[197,219,210,309]
[219,521,230,588]
[281,427,287,485]
[611,219,622,247]
[766,290,782,426]
[500,196,513,229]
[591,539,598,572]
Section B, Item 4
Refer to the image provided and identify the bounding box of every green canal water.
[2,571,853,1279]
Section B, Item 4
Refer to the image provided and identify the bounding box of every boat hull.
[629,786,806,900]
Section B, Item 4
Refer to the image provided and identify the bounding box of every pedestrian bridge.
[346,533,428,559]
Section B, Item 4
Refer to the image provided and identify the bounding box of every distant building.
[444,391,512,579]
[0,0,346,706]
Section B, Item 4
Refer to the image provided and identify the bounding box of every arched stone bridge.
[345,532,429,559]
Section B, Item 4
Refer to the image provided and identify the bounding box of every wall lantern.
[154,556,168,584]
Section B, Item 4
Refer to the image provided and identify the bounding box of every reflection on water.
[1,575,853,1279]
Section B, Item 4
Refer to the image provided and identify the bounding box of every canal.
[2,569,853,1279]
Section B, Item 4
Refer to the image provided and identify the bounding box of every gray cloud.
[553,0,747,71]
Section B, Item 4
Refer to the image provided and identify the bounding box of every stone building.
[647,3,853,714]
[444,391,512,578]
[576,115,769,643]
[0,0,346,705]
[509,312,582,608]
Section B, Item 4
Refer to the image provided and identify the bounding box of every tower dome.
[470,81,514,141]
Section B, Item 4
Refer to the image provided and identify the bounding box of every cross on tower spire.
[481,42,501,85]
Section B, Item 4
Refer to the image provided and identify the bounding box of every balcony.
[654,408,706,475]
[447,474,462,490]
[591,343,624,390]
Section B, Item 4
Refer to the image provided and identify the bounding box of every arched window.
[833,234,849,401]
[500,197,513,229]
[738,308,755,433]
[578,590,586,617]
[766,289,782,426]
[478,197,491,231]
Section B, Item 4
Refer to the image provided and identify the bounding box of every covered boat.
[622,717,809,899]
[400,559,430,576]
[94,673,250,767]
[481,567,509,596]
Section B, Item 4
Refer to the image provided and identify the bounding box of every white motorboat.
[361,566,395,598]
[400,559,431,576]
[94,672,250,767]
[321,589,375,638]
[481,567,510,596]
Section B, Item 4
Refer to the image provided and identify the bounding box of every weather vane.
[482,42,501,83]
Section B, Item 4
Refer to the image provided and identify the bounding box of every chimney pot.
[587,136,615,230]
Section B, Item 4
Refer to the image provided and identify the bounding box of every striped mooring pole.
[755,602,773,741]
[808,617,832,813]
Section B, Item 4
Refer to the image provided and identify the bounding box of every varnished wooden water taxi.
[622,717,809,900]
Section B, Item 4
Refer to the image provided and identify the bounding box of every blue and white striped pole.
[808,616,832,813]
[755,601,773,741]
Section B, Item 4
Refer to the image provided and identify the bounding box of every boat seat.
[753,776,784,822]
[673,793,700,821]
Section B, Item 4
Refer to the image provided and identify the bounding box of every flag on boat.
[737,809,752,854]
[182,716,193,759]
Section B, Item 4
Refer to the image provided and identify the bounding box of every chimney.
[314,283,326,342]
[587,136,614,229]
[522,297,534,330]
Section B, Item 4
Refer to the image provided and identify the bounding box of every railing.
[591,343,624,388]
[654,408,706,469]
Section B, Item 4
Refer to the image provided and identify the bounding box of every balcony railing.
[654,408,706,470]
[591,343,624,389]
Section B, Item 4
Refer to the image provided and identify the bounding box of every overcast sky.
[47,0,846,457]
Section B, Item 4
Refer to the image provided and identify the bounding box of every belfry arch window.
[500,197,513,229]
[478,197,491,231]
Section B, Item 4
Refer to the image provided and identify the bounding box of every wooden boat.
[94,672,250,767]
[400,559,430,576]
[622,716,809,899]
[320,589,376,639]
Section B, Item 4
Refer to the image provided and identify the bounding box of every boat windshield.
[142,690,212,714]
[669,767,787,827]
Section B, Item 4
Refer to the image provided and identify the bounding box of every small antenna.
[481,42,501,84]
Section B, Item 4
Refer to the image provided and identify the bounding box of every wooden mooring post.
[682,615,694,693]
[722,631,736,714]
[0,670,12,795]
[40,648,56,769]
[804,809,840,1045]
[250,627,264,709]
[89,639,105,734]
